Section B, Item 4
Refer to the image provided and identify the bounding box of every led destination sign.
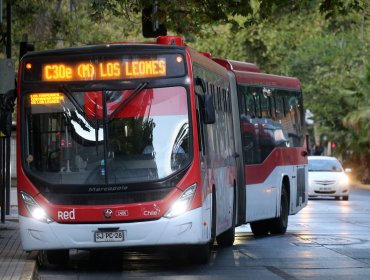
[23,54,186,82]
[30,93,64,105]
[42,59,167,81]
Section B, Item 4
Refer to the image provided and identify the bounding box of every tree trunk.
[360,153,370,184]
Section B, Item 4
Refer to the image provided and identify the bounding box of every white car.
[308,156,350,200]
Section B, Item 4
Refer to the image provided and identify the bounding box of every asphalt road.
[37,188,370,279]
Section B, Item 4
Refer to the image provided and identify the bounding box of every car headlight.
[20,191,54,223]
[164,184,197,218]
[341,174,350,185]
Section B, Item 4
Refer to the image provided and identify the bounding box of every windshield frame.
[19,78,194,190]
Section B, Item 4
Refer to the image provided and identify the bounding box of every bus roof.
[212,58,260,73]
[234,70,301,90]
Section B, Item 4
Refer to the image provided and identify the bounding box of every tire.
[216,188,236,246]
[189,243,212,264]
[343,196,349,201]
[250,220,270,236]
[46,249,69,265]
[270,187,289,234]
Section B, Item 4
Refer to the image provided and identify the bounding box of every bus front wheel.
[216,187,236,246]
[189,243,211,264]
[45,249,69,265]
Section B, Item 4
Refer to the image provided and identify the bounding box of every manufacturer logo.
[88,185,128,192]
[103,209,113,219]
[57,209,76,220]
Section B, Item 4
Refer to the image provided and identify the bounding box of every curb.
[351,181,370,190]
[20,251,38,280]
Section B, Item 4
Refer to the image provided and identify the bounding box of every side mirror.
[195,77,215,124]
[195,77,206,93]
[344,168,352,173]
[203,95,215,124]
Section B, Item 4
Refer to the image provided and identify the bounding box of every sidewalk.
[0,205,37,280]
[351,181,370,190]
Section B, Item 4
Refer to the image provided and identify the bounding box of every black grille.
[42,188,172,205]
[296,166,306,206]
[314,190,336,194]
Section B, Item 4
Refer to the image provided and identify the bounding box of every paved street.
[36,187,370,279]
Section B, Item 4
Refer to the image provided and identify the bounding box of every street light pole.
[0,0,13,222]
[5,0,12,217]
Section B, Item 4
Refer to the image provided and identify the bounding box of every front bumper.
[20,207,210,251]
[308,184,350,197]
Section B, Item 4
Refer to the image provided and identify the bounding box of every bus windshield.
[22,86,191,186]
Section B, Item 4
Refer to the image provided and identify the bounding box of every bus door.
[228,72,246,226]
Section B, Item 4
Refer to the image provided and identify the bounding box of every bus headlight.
[164,184,197,218]
[20,191,54,223]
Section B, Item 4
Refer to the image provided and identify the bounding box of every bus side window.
[238,85,260,164]
[261,87,271,119]
[274,93,284,120]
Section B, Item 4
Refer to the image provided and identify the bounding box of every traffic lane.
[37,188,370,279]
[289,189,370,235]
[293,191,370,230]
[38,234,370,280]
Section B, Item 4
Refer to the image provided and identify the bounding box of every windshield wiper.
[107,82,148,122]
[60,83,97,130]
[60,84,85,115]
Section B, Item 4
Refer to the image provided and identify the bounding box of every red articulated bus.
[17,36,237,264]
[16,36,307,265]
[214,58,308,235]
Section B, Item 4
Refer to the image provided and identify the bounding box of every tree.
[88,0,365,36]
[9,0,143,59]
[342,64,370,183]
[2,0,369,181]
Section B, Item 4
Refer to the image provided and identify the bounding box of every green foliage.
[341,63,370,182]
[189,1,369,181]
[9,0,143,59]
[1,0,369,180]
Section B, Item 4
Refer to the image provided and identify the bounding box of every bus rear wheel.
[270,187,289,234]
[250,220,269,236]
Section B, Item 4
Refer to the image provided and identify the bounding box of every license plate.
[94,231,124,242]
